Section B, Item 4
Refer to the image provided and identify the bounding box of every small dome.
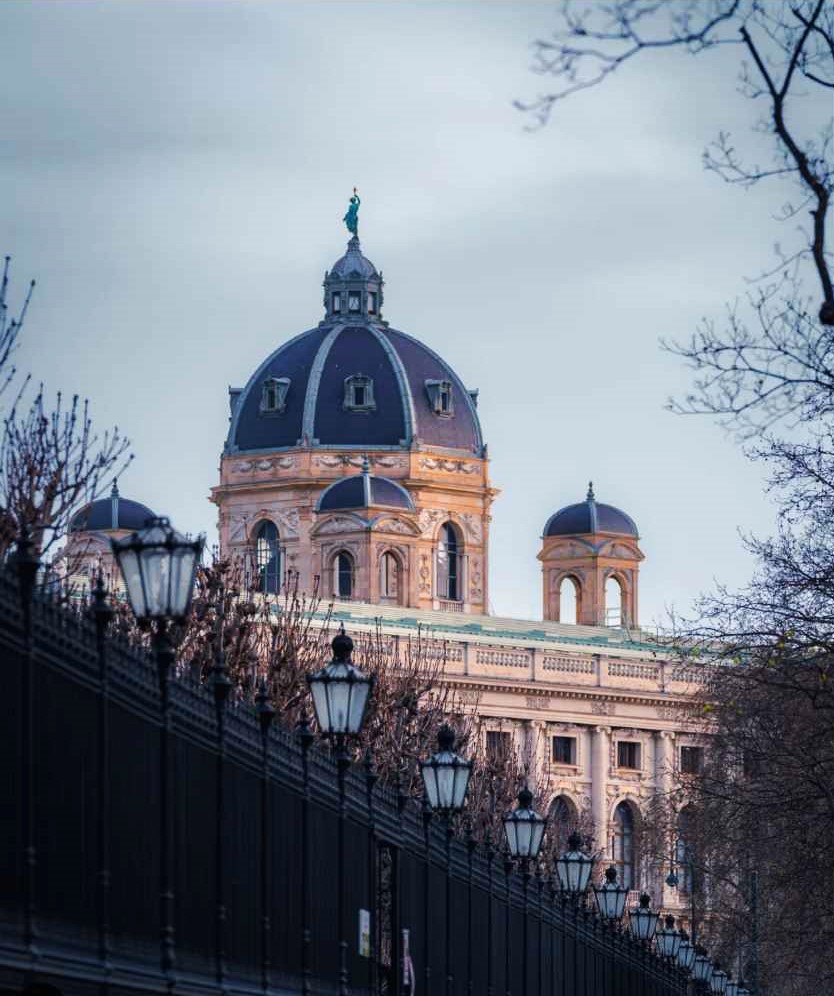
[544,483,638,538]
[328,236,380,280]
[69,482,156,534]
[316,466,415,513]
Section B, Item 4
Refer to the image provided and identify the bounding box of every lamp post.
[503,787,546,996]
[111,516,204,981]
[420,725,473,996]
[593,866,627,996]
[627,893,660,945]
[654,914,682,961]
[307,627,373,996]
[255,679,275,995]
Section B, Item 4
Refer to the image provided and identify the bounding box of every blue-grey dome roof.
[69,483,155,534]
[317,470,415,512]
[544,484,638,538]
[226,237,483,456]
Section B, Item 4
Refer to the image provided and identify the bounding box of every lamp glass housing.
[111,517,203,621]
[503,788,546,860]
[628,894,660,941]
[555,831,595,895]
[694,952,714,983]
[711,968,729,994]
[655,915,682,959]
[307,632,373,737]
[594,866,628,921]
[421,725,472,813]
[676,937,696,971]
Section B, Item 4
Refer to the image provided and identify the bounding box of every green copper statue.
[343,188,360,236]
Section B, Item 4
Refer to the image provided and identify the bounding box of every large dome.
[544,484,638,538]
[226,237,483,456]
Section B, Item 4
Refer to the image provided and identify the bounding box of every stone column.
[655,730,675,798]
[591,726,611,857]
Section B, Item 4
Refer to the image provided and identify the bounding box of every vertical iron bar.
[256,680,275,995]
[338,739,351,996]
[153,620,177,985]
[466,823,475,996]
[212,594,231,991]
[486,836,495,996]
[365,750,378,995]
[504,855,513,996]
[536,869,543,996]
[92,576,113,974]
[297,712,314,996]
[18,529,39,959]
[422,801,432,995]
[445,817,453,996]
[521,861,529,996]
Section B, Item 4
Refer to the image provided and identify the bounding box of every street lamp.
[421,725,472,996]
[726,979,739,996]
[307,627,374,741]
[693,946,714,986]
[421,724,473,814]
[628,893,660,942]
[554,831,595,898]
[675,928,696,972]
[111,516,204,978]
[503,786,546,863]
[711,964,729,994]
[503,787,545,996]
[655,914,682,959]
[593,866,628,922]
[306,628,373,996]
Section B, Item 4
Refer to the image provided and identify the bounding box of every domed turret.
[316,459,415,513]
[538,483,643,628]
[69,480,155,534]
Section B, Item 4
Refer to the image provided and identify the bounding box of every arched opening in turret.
[332,550,355,600]
[380,550,402,605]
[559,576,580,625]
[255,520,281,594]
[605,575,625,627]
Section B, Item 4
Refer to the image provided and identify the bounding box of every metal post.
[423,800,433,995]
[153,619,177,984]
[256,681,275,995]
[536,870,543,996]
[337,737,351,996]
[466,822,476,996]
[504,855,513,996]
[17,528,39,959]
[212,595,232,991]
[297,711,313,996]
[92,576,113,974]
[445,817,454,996]
[365,750,378,995]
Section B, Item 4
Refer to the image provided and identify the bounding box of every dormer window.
[331,291,342,314]
[344,373,376,412]
[260,376,290,414]
[348,291,361,313]
[368,291,378,315]
[425,379,454,417]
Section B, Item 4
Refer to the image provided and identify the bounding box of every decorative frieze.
[418,457,480,475]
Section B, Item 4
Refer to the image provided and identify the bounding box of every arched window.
[612,802,636,890]
[559,576,579,624]
[549,795,579,854]
[255,520,281,594]
[437,522,461,602]
[333,551,354,599]
[380,551,401,603]
[605,575,624,627]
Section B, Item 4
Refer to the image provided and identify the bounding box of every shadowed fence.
[0,568,687,996]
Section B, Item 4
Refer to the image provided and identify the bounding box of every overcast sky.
[2,1,824,625]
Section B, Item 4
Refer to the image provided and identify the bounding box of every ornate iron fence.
[0,566,687,996]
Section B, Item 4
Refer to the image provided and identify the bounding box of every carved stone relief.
[418,552,431,594]
[418,509,446,536]
[233,456,297,473]
[418,457,479,475]
[460,513,483,544]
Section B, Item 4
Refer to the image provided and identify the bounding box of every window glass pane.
[552,736,576,765]
[613,802,635,890]
[486,731,511,760]
[617,741,640,769]
[348,292,360,311]
[332,292,341,312]
[337,552,353,598]
[368,292,377,313]
[255,521,280,594]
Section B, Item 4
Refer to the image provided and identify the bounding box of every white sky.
[2,0,822,626]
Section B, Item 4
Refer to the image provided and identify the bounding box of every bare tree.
[519,1,833,331]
